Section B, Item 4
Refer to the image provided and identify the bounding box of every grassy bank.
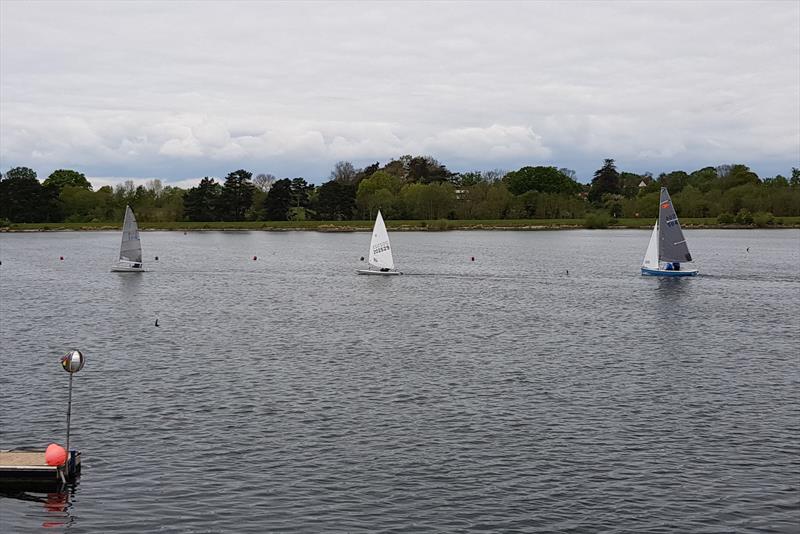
[3,217,800,232]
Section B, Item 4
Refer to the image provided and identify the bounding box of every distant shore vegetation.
[1,157,799,230]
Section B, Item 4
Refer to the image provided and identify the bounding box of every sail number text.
[372,240,390,254]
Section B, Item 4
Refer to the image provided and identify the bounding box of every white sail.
[642,221,659,268]
[368,210,394,270]
[119,205,142,263]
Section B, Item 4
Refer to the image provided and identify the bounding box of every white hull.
[357,269,402,275]
[111,265,145,272]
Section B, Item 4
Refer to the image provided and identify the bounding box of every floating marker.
[45,444,67,466]
[471,256,475,261]
[59,256,64,261]
[360,256,365,261]
[253,256,257,261]
[154,256,159,261]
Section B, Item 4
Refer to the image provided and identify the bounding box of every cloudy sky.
[1,1,798,187]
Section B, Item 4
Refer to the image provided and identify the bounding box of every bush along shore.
[3,216,799,232]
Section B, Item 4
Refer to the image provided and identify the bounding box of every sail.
[657,188,692,263]
[119,205,142,263]
[642,221,659,268]
[368,210,394,270]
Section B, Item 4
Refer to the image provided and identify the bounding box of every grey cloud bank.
[1,1,798,186]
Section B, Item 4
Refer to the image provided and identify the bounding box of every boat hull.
[641,267,698,277]
[111,265,145,272]
[357,269,402,275]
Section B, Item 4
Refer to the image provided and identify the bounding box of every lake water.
[0,229,798,533]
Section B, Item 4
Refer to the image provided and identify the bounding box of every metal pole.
[66,372,73,463]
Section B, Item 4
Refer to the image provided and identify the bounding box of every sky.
[1,1,798,188]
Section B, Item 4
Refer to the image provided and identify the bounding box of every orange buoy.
[45,443,67,466]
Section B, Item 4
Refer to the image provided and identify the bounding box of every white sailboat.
[111,205,144,272]
[641,188,698,276]
[357,210,402,275]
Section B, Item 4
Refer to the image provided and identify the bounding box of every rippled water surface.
[1,229,798,533]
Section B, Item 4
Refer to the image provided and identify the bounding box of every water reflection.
[0,483,76,529]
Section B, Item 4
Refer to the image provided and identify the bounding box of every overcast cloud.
[1,1,798,186]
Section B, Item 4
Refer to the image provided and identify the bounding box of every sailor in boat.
[380,267,390,272]
[133,263,141,269]
[674,262,680,271]
[665,263,674,270]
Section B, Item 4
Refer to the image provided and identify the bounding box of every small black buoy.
[60,256,64,261]
[155,318,159,327]
[253,256,257,261]
[360,256,365,261]
[746,247,750,253]
[566,269,569,275]
[154,256,159,261]
[471,256,475,262]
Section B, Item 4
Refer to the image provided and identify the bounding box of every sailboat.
[357,210,402,275]
[641,187,698,276]
[111,205,144,272]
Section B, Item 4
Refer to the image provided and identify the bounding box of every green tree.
[658,171,690,194]
[315,180,356,220]
[44,169,92,192]
[262,178,292,220]
[406,156,452,184]
[504,166,581,195]
[220,169,255,221]
[588,159,621,204]
[356,171,402,219]
[183,177,223,221]
[401,182,455,219]
[0,167,61,222]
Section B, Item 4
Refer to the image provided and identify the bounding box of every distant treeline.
[1,157,799,225]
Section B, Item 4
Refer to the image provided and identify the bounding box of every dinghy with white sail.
[357,210,401,275]
[641,188,698,276]
[111,205,144,272]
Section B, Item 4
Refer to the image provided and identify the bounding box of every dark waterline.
[1,230,798,533]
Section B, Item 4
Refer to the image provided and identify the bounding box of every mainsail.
[368,210,394,270]
[657,188,692,263]
[119,205,142,263]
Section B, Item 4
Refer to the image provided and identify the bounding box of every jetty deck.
[0,449,81,487]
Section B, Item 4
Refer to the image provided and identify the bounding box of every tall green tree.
[504,166,581,195]
[0,167,60,222]
[356,171,402,219]
[406,156,452,184]
[220,169,255,221]
[315,180,356,220]
[588,159,621,204]
[184,177,223,221]
[44,169,92,192]
[262,178,292,220]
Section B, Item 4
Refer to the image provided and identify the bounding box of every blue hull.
[641,267,698,277]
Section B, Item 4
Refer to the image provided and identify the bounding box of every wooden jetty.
[0,449,81,488]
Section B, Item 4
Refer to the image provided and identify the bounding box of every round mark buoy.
[45,443,67,466]
[471,256,475,261]
[154,256,159,261]
[59,256,64,261]
[360,256,365,261]
[253,256,257,261]
[60,349,85,373]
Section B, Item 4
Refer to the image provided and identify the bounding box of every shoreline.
[2,218,799,232]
